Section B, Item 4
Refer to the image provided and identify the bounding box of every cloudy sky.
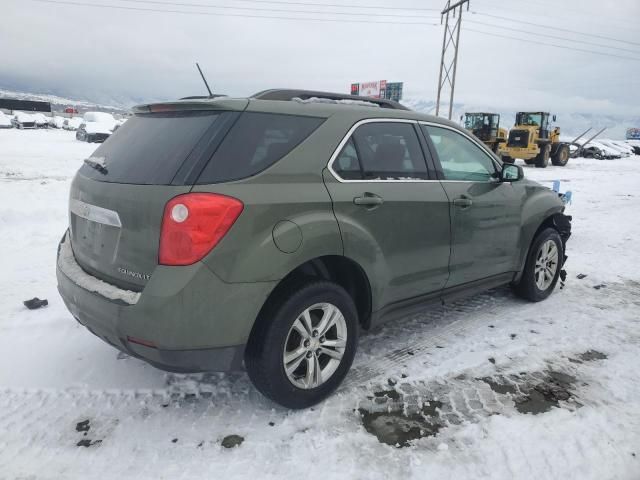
[2,0,639,113]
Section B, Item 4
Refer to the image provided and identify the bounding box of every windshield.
[464,114,483,130]
[517,113,543,126]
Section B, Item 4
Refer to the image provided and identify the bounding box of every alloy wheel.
[534,239,559,290]
[283,302,347,389]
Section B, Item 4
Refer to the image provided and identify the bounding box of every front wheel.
[245,281,358,409]
[551,144,570,166]
[513,228,564,302]
[535,144,551,168]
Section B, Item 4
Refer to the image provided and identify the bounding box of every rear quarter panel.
[191,113,357,283]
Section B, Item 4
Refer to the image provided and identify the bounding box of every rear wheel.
[524,158,536,165]
[245,281,358,409]
[535,144,551,168]
[501,155,514,164]
[513,228,563,302]
[551,144,570,166]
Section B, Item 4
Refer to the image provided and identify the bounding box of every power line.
[132,0,441,12]
[474,0,636,31]
[40,0,640,49]
[465,28,640,62]
[472,11,640,47]
[28,0,640,62]
[467,19,640,55]
[111,0,439,18]
[31,0,439,24]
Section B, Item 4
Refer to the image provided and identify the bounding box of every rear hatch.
[68,100,246,291]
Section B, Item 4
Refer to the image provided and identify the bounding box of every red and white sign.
[358,80,387,98]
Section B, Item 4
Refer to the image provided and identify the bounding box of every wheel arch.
[249,255,373,339]
[514,211,571,284]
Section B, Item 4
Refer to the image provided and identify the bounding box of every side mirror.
[501,163,523,182]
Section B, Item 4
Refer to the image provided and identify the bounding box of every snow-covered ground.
[1,129,639,480]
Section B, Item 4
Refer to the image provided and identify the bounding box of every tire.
[501,155,514,164]
[524,158,536,165]
[535,144,550,168]
[551,144,570,166]
[245,280,358,409]
[513,228,563,302]
[86,134,93,143]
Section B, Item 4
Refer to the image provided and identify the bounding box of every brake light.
[159,193,243,266]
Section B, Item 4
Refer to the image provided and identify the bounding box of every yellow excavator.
[498,112,570,168]
[463,112,507,153]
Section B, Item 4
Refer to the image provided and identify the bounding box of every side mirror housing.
[501,163,523,182]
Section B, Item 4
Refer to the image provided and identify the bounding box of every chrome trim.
[326,118,437,183]
[326,118,502,184]
[70,199,122,228]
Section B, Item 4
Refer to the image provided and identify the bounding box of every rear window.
[79,112,223,185]
[195,112,325,184]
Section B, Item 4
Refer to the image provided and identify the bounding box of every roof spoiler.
[251,89,410,110]
[179,94,227,100]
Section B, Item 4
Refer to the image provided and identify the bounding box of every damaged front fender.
[553,213,572,267]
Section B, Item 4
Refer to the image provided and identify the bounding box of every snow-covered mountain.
[2,88,636,139]
[401,98,639,140]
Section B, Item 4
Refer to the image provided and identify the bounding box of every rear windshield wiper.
[84,156,108,175]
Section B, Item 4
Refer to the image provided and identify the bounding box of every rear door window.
[196,112,325,184]
[332,121,429,180]
[79,112,225,185]
[333,138,363,180]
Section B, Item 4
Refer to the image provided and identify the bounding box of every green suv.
[56,89,571,408]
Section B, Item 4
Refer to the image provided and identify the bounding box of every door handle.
[353,193,384,207]
[453,196,473,208]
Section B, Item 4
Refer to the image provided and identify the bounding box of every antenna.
[195,62,213,98]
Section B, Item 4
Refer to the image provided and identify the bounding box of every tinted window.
[79,112,223,185]
[352,122,428,180]
[423,126,498,182]
[333,138,362,180]
[197,112,324,184]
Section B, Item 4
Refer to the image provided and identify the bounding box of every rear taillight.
[159,193,243,266]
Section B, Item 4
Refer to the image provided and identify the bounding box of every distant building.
[0,99,51,113]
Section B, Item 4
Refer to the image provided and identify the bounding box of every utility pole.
[435,0,470,120]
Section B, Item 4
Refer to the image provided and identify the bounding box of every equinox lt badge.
[117,267,150,281]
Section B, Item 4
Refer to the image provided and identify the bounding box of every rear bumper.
[56,232,276,372]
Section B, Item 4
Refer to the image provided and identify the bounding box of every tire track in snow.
[344,278,640,389]
[343,287,516,388]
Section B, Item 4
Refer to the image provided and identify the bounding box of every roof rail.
[251,89,410,111]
